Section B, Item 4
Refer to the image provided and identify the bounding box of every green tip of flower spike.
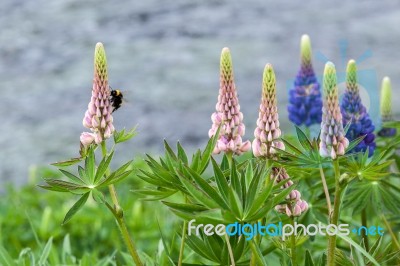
[323,62,338,96]
[300,34,312,64]
[94,42,108,80]
[346,59,358,92]
[220,47,233,79]
[380,76,392,119]
[262,63,276,95]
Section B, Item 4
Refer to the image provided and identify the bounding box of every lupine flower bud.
[82,43,115,144]
[272,167,308,217]
[80,132,96,147]
[288,35,322,126]
[252,64,285,158]
[208,48,251,155]
[378,77,397,137]
[340,60,375,156]
[320,62,349,159]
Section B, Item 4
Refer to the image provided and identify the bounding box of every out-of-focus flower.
[272,167,308,217]
[252,64,285,158]
[340,60,375,155]
[378,77,397,137]
[319,62,349,159]
[208,47,250,155]
[288,35,322,126]
[82,43,115,144]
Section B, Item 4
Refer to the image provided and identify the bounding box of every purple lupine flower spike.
[378,77,397,137]
[81,43,115,146]
[288,35,322,126]
[320,62,349,159]
[252,64,285,158]
[340,60,375,156]
[208,47,251,155]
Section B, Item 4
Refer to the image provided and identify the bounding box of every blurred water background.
[1,0,399,185]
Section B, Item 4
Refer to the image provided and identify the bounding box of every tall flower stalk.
[340,60,375,156]
[87,43,142,266]
[321,62,349,266]
[252,64,308,266]
[288,35,322,128]
[209,47,251,157]
[378,77,397,137]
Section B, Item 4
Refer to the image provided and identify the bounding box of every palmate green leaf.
[171,209,225,225]
[162,201,208,213]
[85,147,96,184]
[114,127,137,144]
[244,165,263,212]
[230,160,243,201]
[94,151,114,184]
[190,149,201,172]
[179,178,219,209]
[92,189,105,203]
[163,140,178,161]
[345,135,366,153]
[51,157,83,167]
[62,192,90,225]
[59,169,86,185]
[244,173,275,220]
[78,166,88,182]
[295,126,313,151]
[318,253,327,266]
[38,184,69,192]
[42,178,89,193]
[249,239,267,266]
[38,237,53,265]
[185,234,220,263]
[134,188,176,201]
[145,155,177,184]
[334,249,354,266]
[180,165,229,209]
[335,232,380,266]
[211,157,229,203]
[198,126,221,174]
[97,170,133,188]
[228,188,243,219]
[177,141,188,165]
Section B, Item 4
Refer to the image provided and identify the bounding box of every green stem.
[319,164,332,215]
[290,216,297,266]
[101,142,143,266]
[327,159,343,266]
[361,208,369,251]
[224,151,236,266]
[381,214,400,250]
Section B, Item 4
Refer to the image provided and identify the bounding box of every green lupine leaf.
[164,140,178,161]
[319,253,327,266]
[229,188,243,219]
[38,184,69,192]
[249,240,266,265]
[17,248,35,266]
[245,166,263,212]
[59,169,86,185]
[162,201,208,213]
[185,234,220,262]
[85,148,96,184]
[181,165,229,210]
[0,245,17,266]
[212,157,230,203]
[179,178,219,209]
[177,142,188,165]
[51,157,83,167]
[134,188,176,201]
[295,126,313,151]
[92,189,105,203]
[62,192,90,225]
[43,178,87,191]
[97,170,133,188]
[78,166,88,182]
[114,127,137,143]
[190,149,201,172]
[230,159,242,201]
[198,126,221,174]
[244,162,254,190]
[38,237,53,265]
[335,232,380,266]
[94,151,114,184]
[272,186,294,206]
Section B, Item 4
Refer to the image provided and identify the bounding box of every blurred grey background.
[1,0,399,185]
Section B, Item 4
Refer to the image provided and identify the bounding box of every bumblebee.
[110,88,124,113]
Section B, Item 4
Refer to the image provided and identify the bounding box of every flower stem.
[361,208,369,251]
[290,216,297,266]
[327,159,343,266]
[224,151,236,266]
[319,164,332,215]
[101,142,143,266]
[381,213,400,250]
